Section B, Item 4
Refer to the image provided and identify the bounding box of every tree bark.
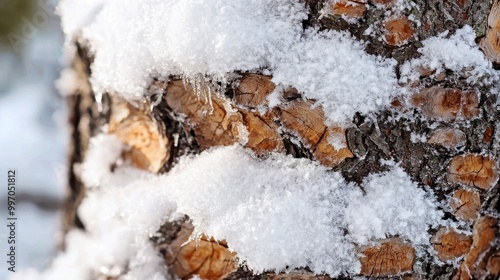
[63,1,499,279]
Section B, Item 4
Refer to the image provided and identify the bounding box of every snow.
[21,135,444,278]
[165,144,358,275]
[78,134,126,188]
[328,130,348,150]
[58,0,399,123]
[58,0,306,100]
[272,29,398,124]
[346,167,442,244]
[16,136,171,280]
[235,122,249,145]
[410,132,427,143]
[55,67,78,96]
[400,26,498,85]
[57,1,500,125]
[57,0,107,41]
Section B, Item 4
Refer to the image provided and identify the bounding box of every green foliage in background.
[0,0,36,44]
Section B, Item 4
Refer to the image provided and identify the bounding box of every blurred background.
[0,0,66,278]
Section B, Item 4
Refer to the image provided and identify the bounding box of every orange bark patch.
[448,154,499,190]
[167,223,237,280]
[359,238,415,277]
[235,74,275,107]
[165,80,239,148]
[416,66,435,77]
[384,17,414,46]
[483,125,494,144]
[277,100,353,167]
[480,1,500,63]
[449,188,481,222]
[390,95,412,113]
[434,72,447,81]
[164,79,355,166]
[109,102,169,173]
[487,251,500,275]
[329,0,367,19]
[314,126,354,167]
[240,111,283,152]
[431,227,472,261]
[279,101,327,146]
[371,0,395,8]
[412,87,480,121]
[454,217,499,280]
[282,87,301,100]
[428,128,466,149]
[165,80,283,153]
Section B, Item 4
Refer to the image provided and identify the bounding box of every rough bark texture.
[63,0,500,279]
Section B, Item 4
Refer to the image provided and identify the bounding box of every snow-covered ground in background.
[0,3,66,279]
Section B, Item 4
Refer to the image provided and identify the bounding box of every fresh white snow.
[57,0,307,100]
[18,135,444,279]
[400,26,498,85]
[272,29,398,124]
[57,1,499,123]
[346,167,442,245]
[58,0,400,123]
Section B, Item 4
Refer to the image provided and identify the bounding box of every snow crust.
[21,135,444,279]
[58,0,399,123]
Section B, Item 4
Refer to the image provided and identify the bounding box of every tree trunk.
[61,1,499,279]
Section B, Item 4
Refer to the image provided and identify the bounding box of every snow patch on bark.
[18,135,445,279]
[400,26,499,85]
[58,0,399,123]
[271,29,398,124]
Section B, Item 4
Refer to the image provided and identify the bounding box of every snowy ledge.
[57,0,498,125]
[18,135,445,279]
[57,0,401,124]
